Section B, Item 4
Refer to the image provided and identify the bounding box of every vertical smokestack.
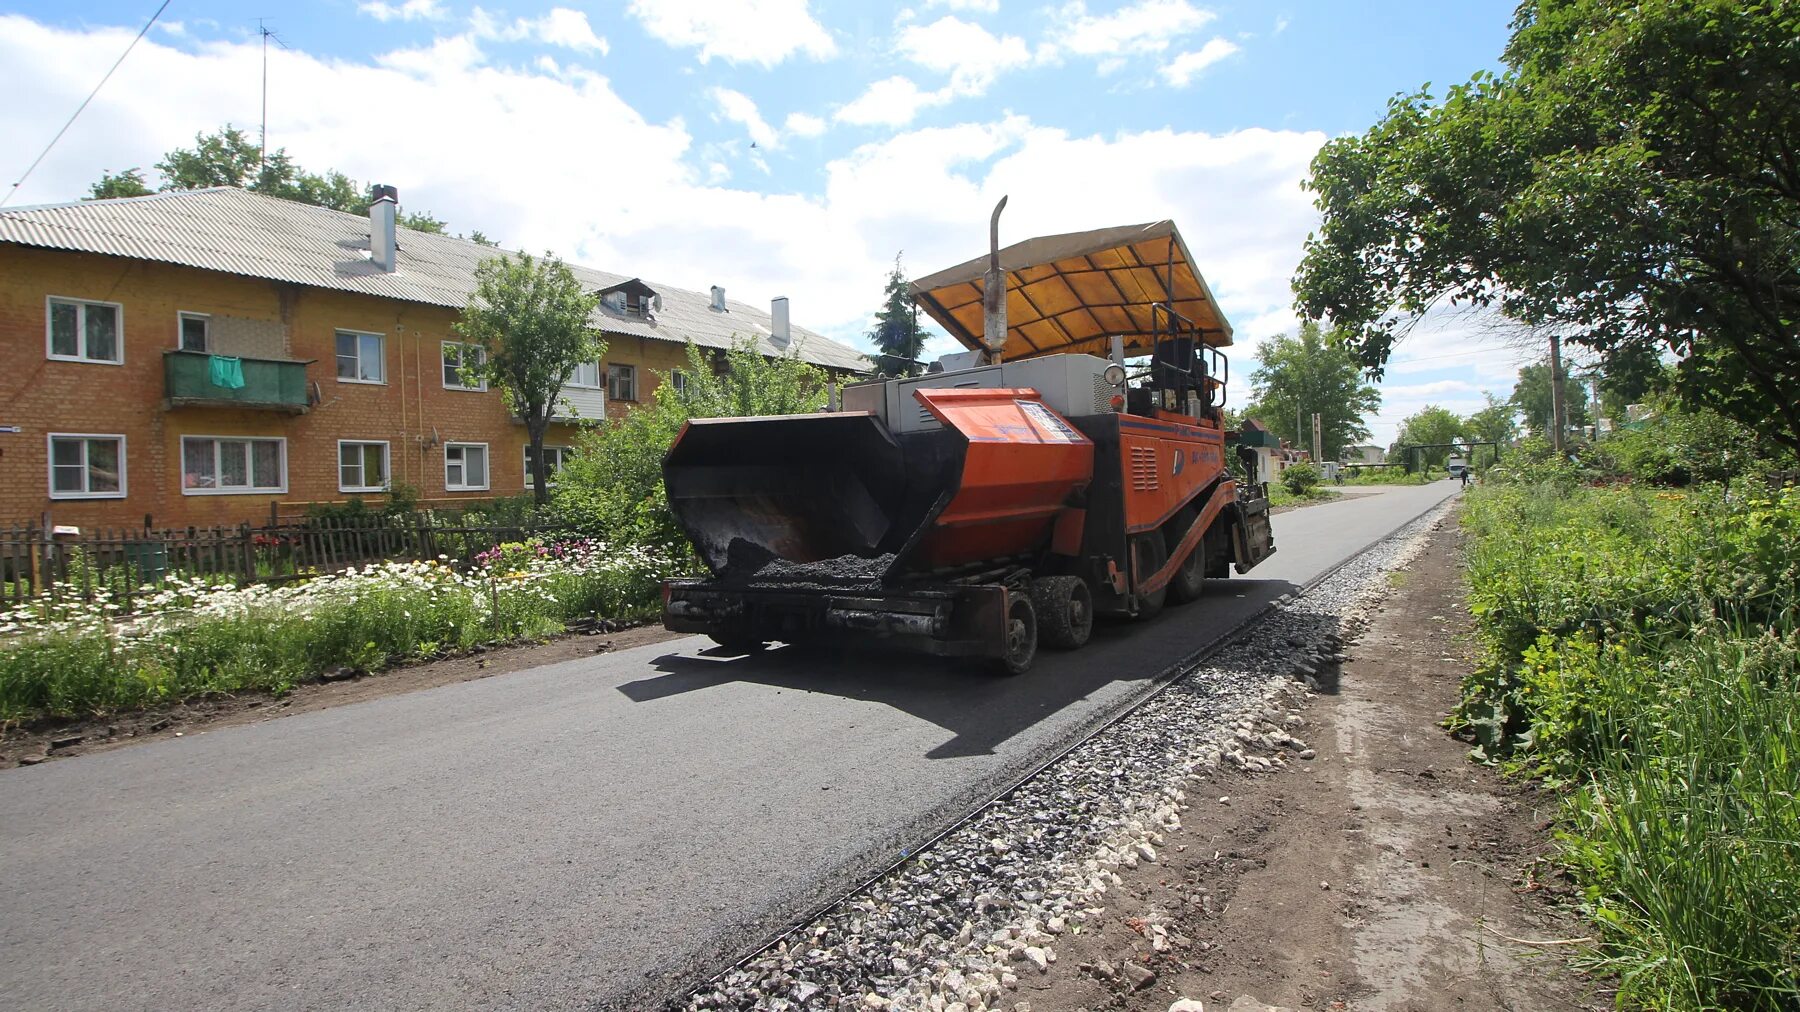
[370,184,398,273]
[710,285,726,311]
[770,296,790,348]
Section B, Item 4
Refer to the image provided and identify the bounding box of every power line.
[1,0,173,208]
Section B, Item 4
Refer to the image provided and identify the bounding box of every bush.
[1280,461,1320,495]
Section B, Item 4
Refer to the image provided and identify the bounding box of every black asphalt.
[0,481,1459,1011]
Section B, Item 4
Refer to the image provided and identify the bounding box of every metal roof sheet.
[0,187,871,373]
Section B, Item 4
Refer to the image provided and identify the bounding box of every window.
[46,297,122,364]
[335,330,386,383]
[523,445,571,487]
[567,360,602,388]
[181,436,285,494]
[178,312,210,352]
[47,434,126,498]
[670,369,689,395]
[442,342,487,390]
[444,442,489,491]
[338,440,390,492]
[607,363,637,402]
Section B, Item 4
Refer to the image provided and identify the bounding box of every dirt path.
[1,622,682,768]
[1019,520,1608,1011]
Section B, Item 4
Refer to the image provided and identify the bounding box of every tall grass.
[1459,481,1800,1010]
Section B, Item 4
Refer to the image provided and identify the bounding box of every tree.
[93,125,449,233]
[868,253,926,377]
[454,253,604,504]
[1509,363,1590,438]
[1293,0,1800,455]
[1393,405,1468,469]
[86,169,152,200]
[1240,320,1381,461]
[1463,392,1518,466]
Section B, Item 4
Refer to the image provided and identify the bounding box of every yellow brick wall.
[0,246,689,530]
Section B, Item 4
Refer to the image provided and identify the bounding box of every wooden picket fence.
[0,514,566,612]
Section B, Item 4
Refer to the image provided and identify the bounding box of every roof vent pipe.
[770,297,791,348]
[710,285,726,311]
[370,184,398,273]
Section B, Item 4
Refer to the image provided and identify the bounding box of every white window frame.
[334,329,387,385]
[669,369,689,394]
[444,442,490,492]
[45,296,124,365]
[607,363,638,402]
[567,359,603,389]
[177,311,211,353]
[337,440,391,493]
[46,432,128,499]
[441,341,487,391]
[180,435,287,496]
[523,444,571,488]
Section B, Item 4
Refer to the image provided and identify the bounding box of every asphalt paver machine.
[661,206,1276,672]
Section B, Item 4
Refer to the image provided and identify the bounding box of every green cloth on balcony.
[208,355,246,389]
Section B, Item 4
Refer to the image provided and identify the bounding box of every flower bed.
[0,538,673,722]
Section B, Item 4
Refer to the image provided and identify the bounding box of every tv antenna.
[257,19,288,172]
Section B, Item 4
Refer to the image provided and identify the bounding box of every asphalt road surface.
[0,481,1460,1011]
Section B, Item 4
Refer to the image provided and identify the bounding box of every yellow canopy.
[909,220,1233,362]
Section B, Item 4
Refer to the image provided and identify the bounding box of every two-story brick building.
[0,187,867,529]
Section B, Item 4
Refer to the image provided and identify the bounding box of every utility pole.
[1548,332,1567,455]
[1311,413,1323,464]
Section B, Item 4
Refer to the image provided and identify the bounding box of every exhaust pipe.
[982,195,1007,363]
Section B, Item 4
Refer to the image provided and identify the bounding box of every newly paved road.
[0,482,1458,1011]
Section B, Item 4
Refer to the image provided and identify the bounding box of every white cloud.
[470,7,608,54]
[925,0,1002,13]
[896,16,1033,96]
[1047,0,1217,57]
[710,87,779,149]
[1159,37,1238,86]
[359,0,447,23]
[627,0,836,67]
[0,14,1332,411]
[835,76,951,128]
[784,111,827,138]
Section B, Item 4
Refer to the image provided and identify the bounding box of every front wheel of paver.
[995,592,1039,675]
[1033,575,1093,650]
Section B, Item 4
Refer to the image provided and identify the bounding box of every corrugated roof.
[0,187,870,373]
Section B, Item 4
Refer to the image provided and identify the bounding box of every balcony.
[163,351,312,413]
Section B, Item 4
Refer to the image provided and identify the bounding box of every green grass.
[1267,484,1340,508]
[1340,468,1430,486]
[1458,481,1800,1010]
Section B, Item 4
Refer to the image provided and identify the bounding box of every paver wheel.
[1130,533,1168,619]
[707,626,767,654]
[1033,575,1093,650]
[996,592,1039,675]
[1167,532,1206,604]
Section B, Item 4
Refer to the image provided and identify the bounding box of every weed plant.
[1458,479,1800,1010]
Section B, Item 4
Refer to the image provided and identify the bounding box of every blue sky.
[1,1,1537,445]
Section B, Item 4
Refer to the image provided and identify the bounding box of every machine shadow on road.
[618,577,1303,759]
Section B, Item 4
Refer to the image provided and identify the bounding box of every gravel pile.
[722,539,897,587]
[683,505,1452,1012]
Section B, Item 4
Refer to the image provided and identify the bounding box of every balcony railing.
[163,351,311,413]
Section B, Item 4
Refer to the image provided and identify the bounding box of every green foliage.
[552,339,830,555]
[454,252,605,504]
[1293,0,1800,455]
[1457,480,1800,1008]
[1392,404,1467,468]
[1280,461,1320,495]
[85,168,152,200]
[1604,397,1777,487]
[1240,321,1381,460]
[868,253,927,377]
[1509,362,1590,436]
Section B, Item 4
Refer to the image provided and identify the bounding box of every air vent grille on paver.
[1130,445,1158,491]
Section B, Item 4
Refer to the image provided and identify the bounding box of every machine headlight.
[1103,363,1127,386]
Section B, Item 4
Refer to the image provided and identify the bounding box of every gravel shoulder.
[0,622,681,768]
[1023,517,1605,1012]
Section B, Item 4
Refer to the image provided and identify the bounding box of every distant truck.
[1447,456,1469,479]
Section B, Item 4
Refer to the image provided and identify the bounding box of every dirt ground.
[1017,521,1609,1012]
[0,621,681,769]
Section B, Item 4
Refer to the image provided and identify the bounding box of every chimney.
[770,296,790,348]
[710,285,726,312]
[370,184,398,273]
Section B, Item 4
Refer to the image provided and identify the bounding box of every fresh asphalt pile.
[681,504,1451,1012]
